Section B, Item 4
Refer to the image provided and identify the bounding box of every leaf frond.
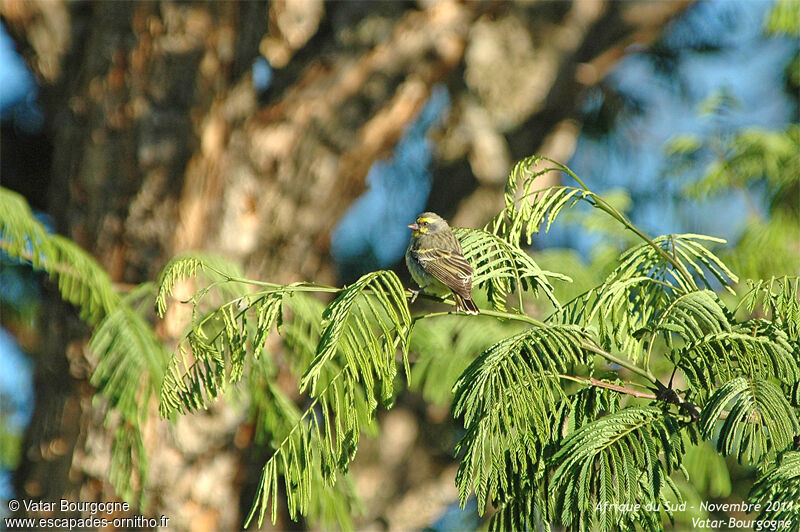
[246,369,360,530]
[159,291,285,416]
[155,252,245,317]
[299,270,411,397]
[1,188,168,507]
[1,187,120,324]
[750,451,800,524]
[551,406,686,530]
[248,270,410,529]
[487,155,592,245]
[700,377,800,465]
[611,234,738,294]
[552,234,739,361]
[553,276,675,363]
[454,227,569,312]
[678,320,799,396]
[738,276,800,340]
[452,325,593,510]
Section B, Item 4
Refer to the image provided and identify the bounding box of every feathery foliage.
[750,451,800,524]
[245,366,360,530]
[158,289,283,416]
[154,261,412,527]
[298,270,410,399]
[452,325,593,509]
[246,270,410,527]
[700,377,799,465]
[739,276,800,340]
[677,319,798,399]
[551,406,685,530]
[1,187,117,324]
[6,127,797,530]
[553,235,738,363]
[454,227,568,312]
[148,146,799,530]
[0,187,167,507]
[488,156,591,246]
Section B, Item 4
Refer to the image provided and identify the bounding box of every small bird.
[405,212,479,314]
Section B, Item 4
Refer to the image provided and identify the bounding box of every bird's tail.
[454,294,479,315]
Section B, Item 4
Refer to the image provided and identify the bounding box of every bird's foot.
[408,288,421,304]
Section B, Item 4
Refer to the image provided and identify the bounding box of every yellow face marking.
[417,216,436,224]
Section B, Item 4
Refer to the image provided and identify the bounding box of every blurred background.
[1,0,797,530]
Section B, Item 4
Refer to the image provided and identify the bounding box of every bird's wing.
[411,247,473,298]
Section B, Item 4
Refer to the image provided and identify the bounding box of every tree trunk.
[2,1,689,529]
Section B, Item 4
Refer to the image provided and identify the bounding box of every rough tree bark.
[1,1,689,530]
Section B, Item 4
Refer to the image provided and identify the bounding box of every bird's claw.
[408,288,420,304]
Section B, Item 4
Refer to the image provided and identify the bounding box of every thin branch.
[411,306,544,327]
[560,374,702,421]
[543,156,698,289]
[582,342,702,420]
[559,374,657,400]
[508,157,699,290]
[581,342,658,384]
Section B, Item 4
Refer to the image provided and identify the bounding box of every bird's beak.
[408,223,419,230]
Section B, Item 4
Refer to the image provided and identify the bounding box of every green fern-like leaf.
[750,451,800,524]
[554,235,738,362]
[90,285,168,423]
[246,364,375,529]
[454,227,569,312]
[487,156,589,245]
[1,187,119,324]
[300,270,411,400]
[489,495,543,532]
[155,252,246,317]
[559,384,623,436]
[244,370,361,531]
[22,145,788,531]
[555,276,674,363]
[739,276,800,341]
[651,290,732,345]
[678,320,798,397]
[453,325,593,510]
[0,188,53,269]
[611,233,737,295]
[159,291,285,416]
[1,187,166,507]
[551,406,685,531]
[700,377,799,465]
[248,271,410,529]
[89,284,170,504]
[282,292,327,373]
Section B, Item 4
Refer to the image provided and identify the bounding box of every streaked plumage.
[405,212,479,314]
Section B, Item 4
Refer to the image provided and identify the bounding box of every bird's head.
[408,212,447,237]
